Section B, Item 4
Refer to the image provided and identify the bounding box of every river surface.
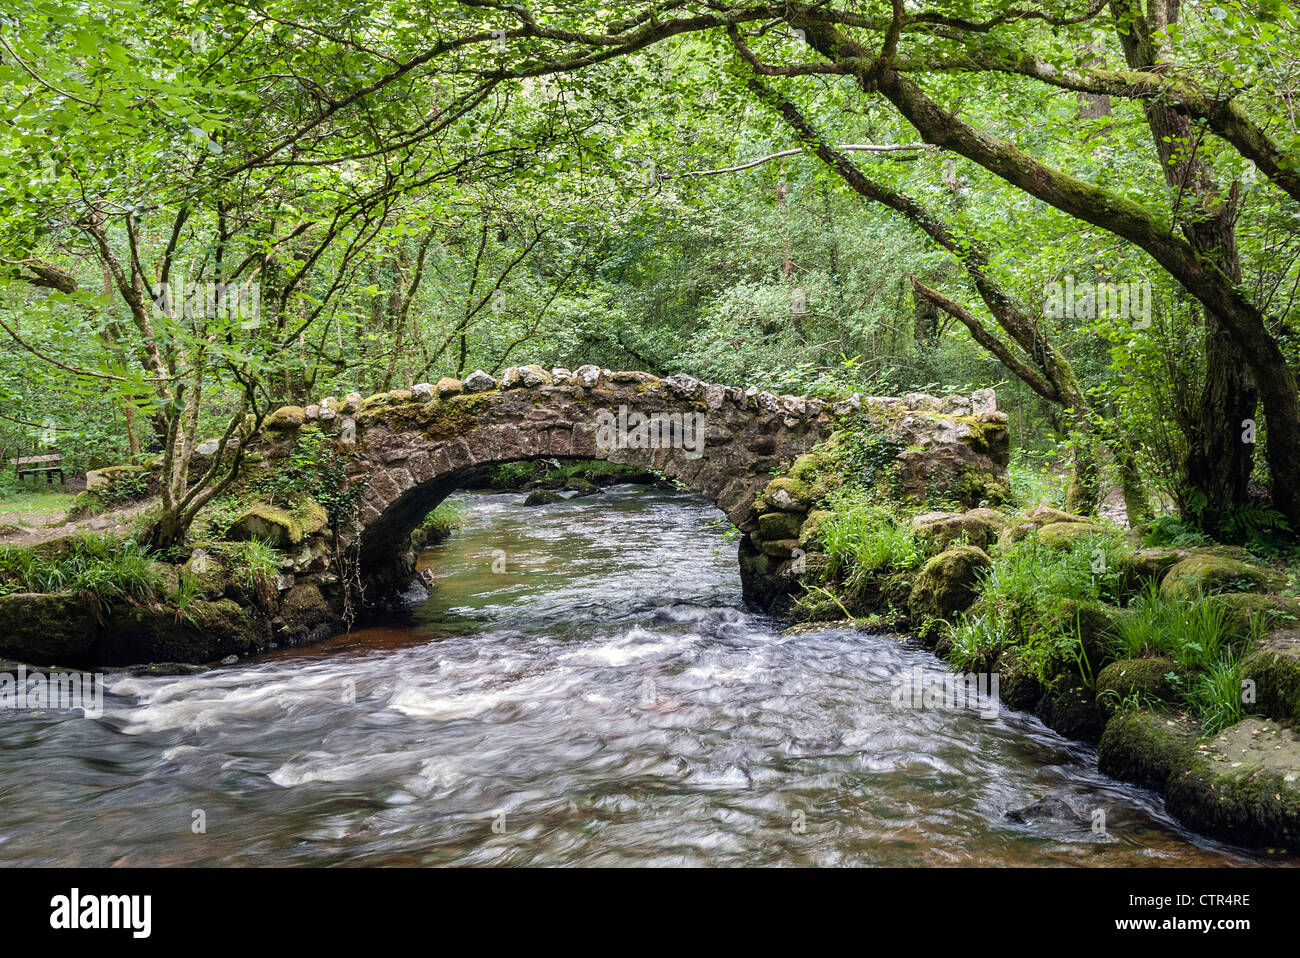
[0,486,1287,866]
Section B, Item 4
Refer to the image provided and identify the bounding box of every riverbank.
[771,442,1300,851]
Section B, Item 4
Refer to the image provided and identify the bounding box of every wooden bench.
[9,453,65,484]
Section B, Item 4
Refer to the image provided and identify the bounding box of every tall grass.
[0,533,163,603]
[819,504,922,601]
[945,533,1123,682]
[212,538,281,592]
[1179,654,1251,734]
[1108,581,1251,671]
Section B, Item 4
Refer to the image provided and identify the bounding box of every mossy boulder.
[1036,521,1106,551]
[0,592,99,666]
[1241,630,1300,725]
[763,476,812,512]
[564,477,600,497]
[1116,547,1191,591]
[1097,709,1198,791]
[298,499,329,537]
[85,463,149,491]
[1209,592,1300,638]
[911,509,1001,554]
[101,598,269,665]
[265,405,306,430]
[1036,676,1104,742]
[759,538,800,558]
[435,377,463,397]
[181,551,230,599]
[1095,657,1181,715]
[998,506,1090,547]
[1160,555,1287,599]
[758,511,803,542]
[789,452,825,482]
[1164,718,1300,851]
[996,647,1044,712]
[907,545,992,624]
[524,489,563,506]
[1033,598,1116,681]
[230,503,314,548]
[273,583,336,644]
[797,510,834,550]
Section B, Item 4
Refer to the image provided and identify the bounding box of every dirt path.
[0,500,156,548]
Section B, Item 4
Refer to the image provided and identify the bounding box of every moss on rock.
[763,476,812,511]
[0,592,99,666]
[1095,657,1181,715]
[266,405,306,430]
[907,545,992,624]
[1160,555,1287,599]
[230,504,304,548]
[797,510,834,550]
[1036,521,1106,551]
[758,511,803,541]
[524,489,563,506]
[911,509,1001,554]
[1241,631,1300,725]
[1097,709,1198,791]
[1164,718,1300,851]
[102,598,269,665]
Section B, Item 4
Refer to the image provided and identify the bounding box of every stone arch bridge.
[243,364,1009,609]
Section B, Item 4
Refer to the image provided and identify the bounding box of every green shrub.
[418,500,465,543]
[1141,513,1210,548]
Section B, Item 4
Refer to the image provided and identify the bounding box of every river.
[0,485,1285,866]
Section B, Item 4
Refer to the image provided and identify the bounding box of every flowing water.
[0,486,1287,866]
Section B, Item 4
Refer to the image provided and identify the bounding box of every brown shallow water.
[0,486,1292,866]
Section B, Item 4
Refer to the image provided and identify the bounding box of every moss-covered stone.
[911,509,1001,554]
[435,377,463,397]
[760,537,800,558]
[996,647,1044,712]
[266,405,306,430]
[1095,657,1181,715]
[524,488,563,506]
[298,498,329,537]
[907,545,992,623]
[763,476,812,511]
[758,511,803,541]
[1117,547,1191,590]
[1037,676,1104,742]
[998,506,1090,547]
[564,477,600,496]
[230,504,304,548]
[1164,718,1300,851]
[797,510,834,550]
[101,598,269,665]
[1097,709,1198,791]
[1241,630,1300,725]
[1033,598,1116,682]
[0,592,98,666]
[1160,555,1288,599]
[273,583,336,644]
[789,452,825,482]
[1209,592,1300,638]
[1036,520,1106,550]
